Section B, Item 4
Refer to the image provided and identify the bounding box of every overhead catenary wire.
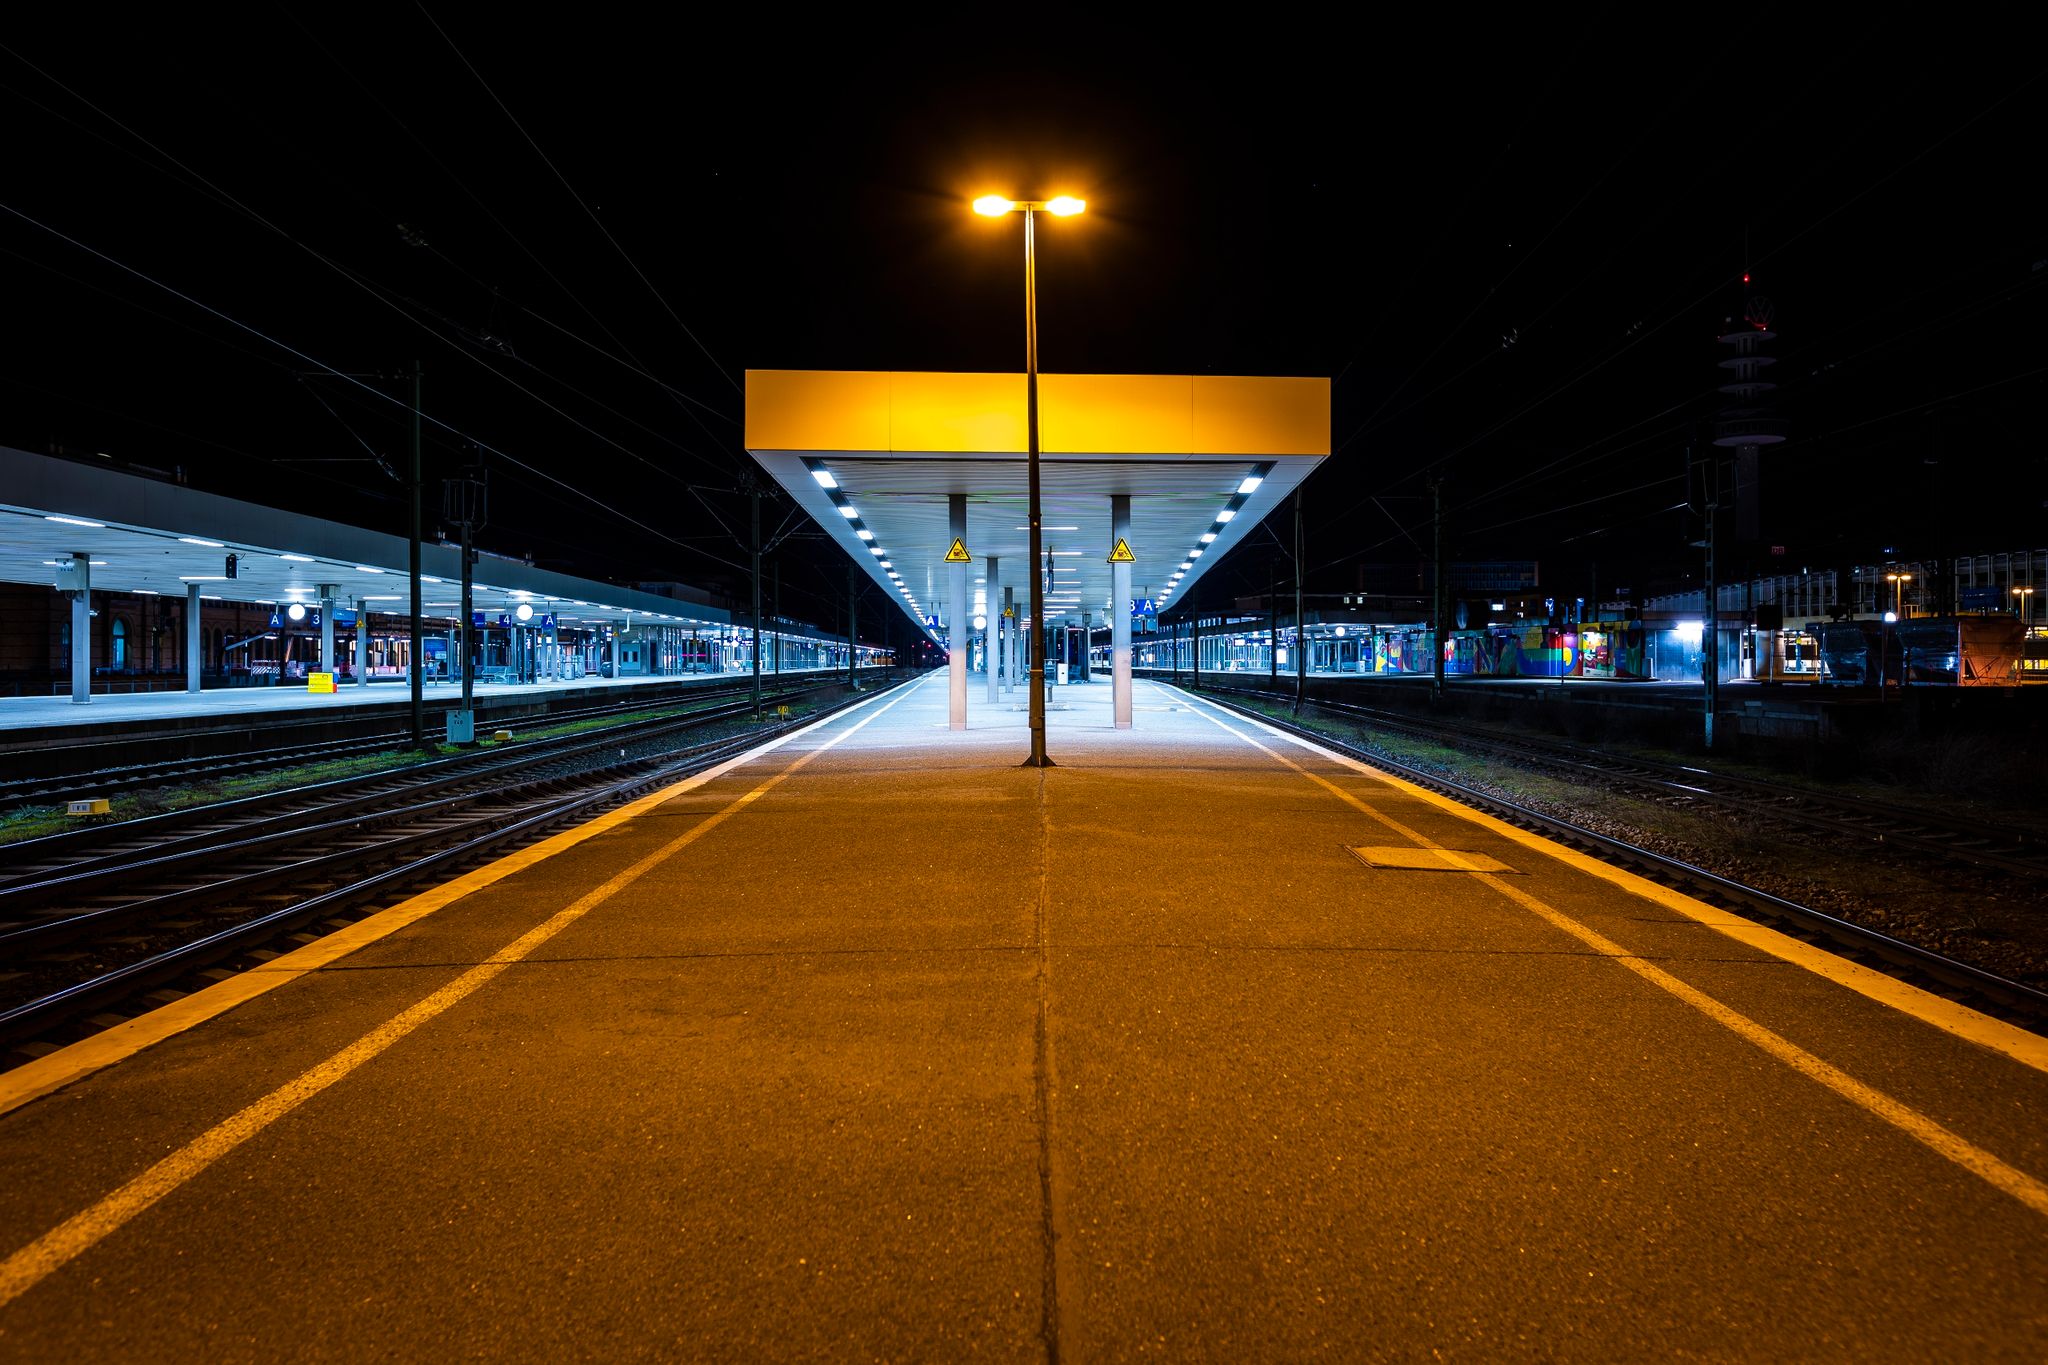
[276,9,738,431]
[413,2,742,397]
[2,39,742,492]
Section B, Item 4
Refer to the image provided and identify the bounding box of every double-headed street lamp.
[2017,585,2037,627]
[974,193,1086,768]
[1886,571,1913,621]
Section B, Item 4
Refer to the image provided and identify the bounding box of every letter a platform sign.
[1107,537,1136,564]
[944,537,973,563]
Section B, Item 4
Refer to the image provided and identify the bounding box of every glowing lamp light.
[515,603,534,622]
[974,616,987,630]
[810,467,837,489]
[838,504,860,519]
[1045,196,1087,216]
[1237,476,1263,495]
[973,195,1016,216]
[1883,610,1898,623]
[286,602,307,621]
[1200,532,1217,544]
[856,528,874,541]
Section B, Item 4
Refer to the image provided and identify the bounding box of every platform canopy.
[745,371,1331,639]
[0,444,739,634]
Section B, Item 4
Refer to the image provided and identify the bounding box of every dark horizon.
[5,13,2043,627]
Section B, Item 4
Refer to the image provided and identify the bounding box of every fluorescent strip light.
[811,468,838,489]
[1238,476,1263,494]
[1215,508,1236,523]
[839,505,860,519]
[280,553,316,562]
[179,536,226,547]
[46,515,105,528]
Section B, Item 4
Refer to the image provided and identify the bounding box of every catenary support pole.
[1294,491,1306,713]
[1431,479,1446,703]
[949,492,968,729]
[185,581,202,694]
[356,598,370,686]
[1269,558,1279,690]
[847,562,857,688]
[750,484,762,713]
[409,361,424,747]
[1111,494,1132,727]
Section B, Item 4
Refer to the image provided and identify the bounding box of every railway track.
[1193,681,2048,880]
[0,677,900,1063]
[1183,684,2048,1027]
[0,671,879,814]
[0,680,850,882]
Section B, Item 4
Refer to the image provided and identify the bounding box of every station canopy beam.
[742,371,1332,677]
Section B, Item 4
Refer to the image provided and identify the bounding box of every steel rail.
[0,679,908,1052]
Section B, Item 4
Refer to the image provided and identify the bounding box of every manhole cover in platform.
[1348,845,1520,874]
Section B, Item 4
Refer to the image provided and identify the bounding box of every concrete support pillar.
[320,593,336,676]
[1080,612,1093,683]
[985,556,1000,705]
[185,582,203,694]
[357,599,370,685]
[1003,586,1017,697]
[1111,494,1132,728]
[69,553,91,705]
[948,493,968,730]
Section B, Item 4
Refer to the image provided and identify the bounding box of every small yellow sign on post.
[307,672,336,694]
[1107,537,1136,564]
[944,537,973,563]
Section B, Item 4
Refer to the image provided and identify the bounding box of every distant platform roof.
[745,371,1332,633]
[0,445,745,633]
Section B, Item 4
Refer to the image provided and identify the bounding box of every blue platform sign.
[1131,597,1158,634]
[540,613,556,629]
[268,610,282,629]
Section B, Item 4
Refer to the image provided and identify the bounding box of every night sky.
[5,12,2043,626]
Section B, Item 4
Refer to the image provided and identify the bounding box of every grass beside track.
[0,689,829,849]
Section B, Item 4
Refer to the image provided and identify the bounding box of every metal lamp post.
[975,193,1085,768]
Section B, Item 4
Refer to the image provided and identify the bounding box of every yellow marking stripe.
[0,677,925,1310]
[1180,691,2048,1220]
[0,680,920,1122]
[1177,688,2048,1075]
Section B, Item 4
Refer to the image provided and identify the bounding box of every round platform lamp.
[974,193,1085,768]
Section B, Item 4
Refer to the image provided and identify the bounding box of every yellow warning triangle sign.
[944,537,972,563]
[1107,537,1136,564]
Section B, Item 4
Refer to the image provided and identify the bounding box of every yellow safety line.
[1174,688,2048,1075]
[0,678,925,1122]
[0,675,927,1310]
[1179,692,2048,1221]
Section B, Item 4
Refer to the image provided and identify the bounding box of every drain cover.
[1348,846,1519,874]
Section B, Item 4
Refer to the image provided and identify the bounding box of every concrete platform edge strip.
[0,679,922,1122]
[1166,685,2048,1077]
